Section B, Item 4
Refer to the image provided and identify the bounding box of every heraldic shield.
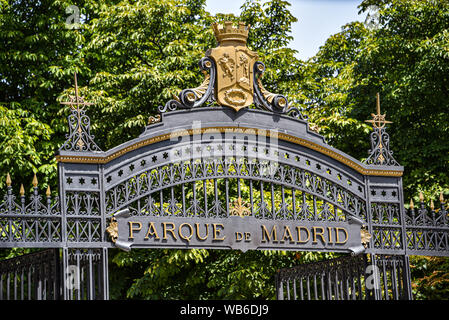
[208,22,258,112]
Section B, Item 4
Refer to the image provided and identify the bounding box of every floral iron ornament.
[360,227,372,248]
[229,197,252,217]
[59,72,101,152]
[158,22,305,120]
[364,93,399,166]
[106,217,118,243]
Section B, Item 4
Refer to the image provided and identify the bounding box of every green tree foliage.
[85,0,215,148]
[410,256,449,300]
[0,0,100,188]
[298,21,372,159]
[0,104,53,190]
[302,0,449,201]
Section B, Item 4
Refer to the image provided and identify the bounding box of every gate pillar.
[57,73,110,300]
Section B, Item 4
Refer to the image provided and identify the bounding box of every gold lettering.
[235,232,243,242]
[327,227,333,244]
[312,226,326,244]
[128,221,142,239]
[296,226,310,243]
[282,226,294,243]
[335,227,348,244]
[144,222,160,240]
[195,223,209,241]
[244,232,251,242]
[179,223,194,242]
[261,225,278,242]
[213,223,226,241]
[162,222,177,240]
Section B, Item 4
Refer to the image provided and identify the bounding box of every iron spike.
[32,173,38,188]
[419,191,424,202]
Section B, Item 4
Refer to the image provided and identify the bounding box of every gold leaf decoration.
[256,76,276,103]
[229,197,251,217]
[191,71,210,99]
[148,114,161,125]
[106,218,118,243]
[361,227,372,247]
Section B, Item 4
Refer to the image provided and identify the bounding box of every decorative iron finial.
[363,93,399,166]
[46,185,51,197]
[430,200,435,211]
[365,93,393,129]
[157,22,305,120]
[19,184,25,196]
[410,198,414,210]
[6,173,11,187]
[32,173,38,188]
[59,72,101,152]
[419,191,424,202]
[440,192,445,203]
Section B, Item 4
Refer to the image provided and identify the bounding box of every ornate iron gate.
[276,254,369,300]
[275,254,413,300]
[0,22,448,300]
[0,249,60,300]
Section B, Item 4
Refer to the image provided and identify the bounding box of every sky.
[205,0,367,60]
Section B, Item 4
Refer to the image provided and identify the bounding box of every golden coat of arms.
[159,21,297,117]
[207,22,258,112]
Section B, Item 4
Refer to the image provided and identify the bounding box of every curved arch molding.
[56,108,403,178]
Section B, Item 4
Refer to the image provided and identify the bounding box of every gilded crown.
[212,21,250,46]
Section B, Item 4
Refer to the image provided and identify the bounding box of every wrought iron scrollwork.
[104,153,367,222]
[0,175,61,243]
[404,193,449,255]
[364,93,399,166]
[158,57,216,113]
[253,61,307,120]
[59,73,102,152]
[60,107,101,152]
[364,127,399,166]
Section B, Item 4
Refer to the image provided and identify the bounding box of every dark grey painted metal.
[0,249,60,300]
[276,254,412,300]
[59,103,102,152]
[113,213,365,253]
[61,247,108,300]
[364,127,399,167]
[276,254,368,300]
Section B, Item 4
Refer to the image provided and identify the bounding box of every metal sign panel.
[110,210,366,254]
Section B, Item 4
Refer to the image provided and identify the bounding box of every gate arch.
[95,107,373,221]
[55,104,398,255]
